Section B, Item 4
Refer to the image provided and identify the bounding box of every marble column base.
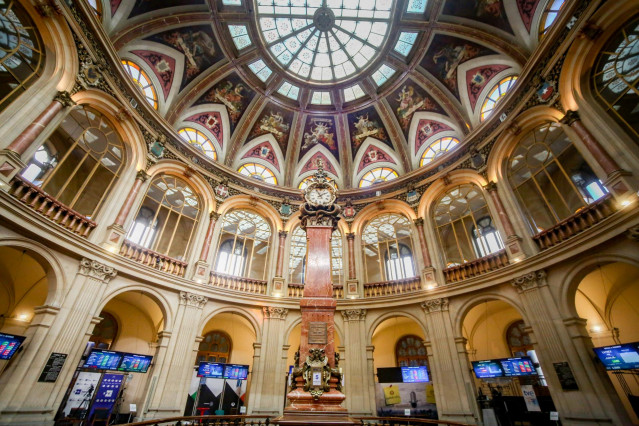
[505,235,526,262]
[0,149,25,183]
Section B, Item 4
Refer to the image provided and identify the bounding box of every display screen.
[118,353,153,373]
[472,357,537,378]
[223,364,249,380]
[472,360,504,378]
[0,333,26,360]
[401,366,429,383]
[594,342,639,370]
[83,349,123,370]
[198,362,224,378]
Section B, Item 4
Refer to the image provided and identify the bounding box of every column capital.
[209,211,220,221]
[53,90,76,108]
[262,306,288,319]
[627,225,639,242]
[511,270,547,293]
[179,291,207,308]
[421,297,449,313]
[278,230,288,238]
[346,232,355,240]
[340,309,366,321]
[136,169,150,182]
[483,181,498,192]
[560,110,581,126]
[413,217,424,227]
[78,258,117,282]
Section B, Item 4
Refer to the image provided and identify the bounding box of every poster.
[38,352,67,383]
[383,385,401,405]
[88,373,124,421]
[553,362,579,390]
[61,371,101,418]
[425,384,436,403]
[375,382,437,418]
[521,385,541,412]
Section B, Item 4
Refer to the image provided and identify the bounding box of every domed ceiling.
[95,0,555,190]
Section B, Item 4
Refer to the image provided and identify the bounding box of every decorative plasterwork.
[511,270,547,293]
[180,291,208,308]
[341,309,367,321]
[263,306,289,319]
[79,258,117,283]
[421,297,449,313]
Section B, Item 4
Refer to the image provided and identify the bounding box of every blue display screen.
[83,349,123,370]
[118,353,153,373]
[401,366,429,383]
[198,362,224,378]
[223,364,249,380]
[472,357,537,378]
[594,342,639,370]
[472,360,504,378]
[0,332,26,360]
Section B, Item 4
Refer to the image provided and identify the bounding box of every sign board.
[61,371,101,418]
[308,322,327,344]
[550,411,559,421]
[521,385,541,412]
[88,373,124,421]
[38,352,67,383]
[312,370,322,386]
[553,362,579,391]
[129,404,137,413]
[404,409,411,416]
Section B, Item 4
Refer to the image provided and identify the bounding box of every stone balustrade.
[8,175,97,237]
[363,276,422,298]
[287,283,344,298]
[209,271,267,295]
[120,239,187,277]
[533,194,616,250]
[443,249,509,283]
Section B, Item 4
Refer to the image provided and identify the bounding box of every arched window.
[359,167,398,188]
[178,127,217,160]
[214,210,272,280]
[480,76,518,121]
[299,175,337,190]
[288,226,343,285]
[593,16,639,137]
[420,137,460,166]
[127,175,201,260]
[121,59,159,110]
[196,331,231,364]
[508,122,607,234]
[0,2,44,111]
[21,106,125,218]
[396,335,428,367]
[539,0,566,37]
[434,184,504,267]
[506,320,533,357]
[238,163,277,185]
[90,311,118,350]
[87,0,102,18]
[362,213,416,283]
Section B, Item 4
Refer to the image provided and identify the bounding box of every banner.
[88,373,125,421]
[61,371,101,418]
[521,385,541,412]
[383,385,401,405]
[425,384,436,403]
[375,382,437,418]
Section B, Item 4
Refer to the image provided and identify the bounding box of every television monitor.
[593,342,639,370]
[198,362,225,378]
[472,360,504,378]
[377,367,403,383]
[0,333,26,360]
[223,364,249,380]
[500,357,536,377]
[401,366,429,383]
[83,349,123,370]
[118,353,153,373]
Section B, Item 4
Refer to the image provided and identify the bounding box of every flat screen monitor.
[0,333,26,360]
[594,342,639,370]
[118,353,153,373]
[377,367,403,383]
[472,360,504,378]
[83,349,123,370]
[500,357,536,377]
[401,366,429,383]
[198,362,224,378]
[223,364,249,380]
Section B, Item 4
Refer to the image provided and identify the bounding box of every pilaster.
[340,309,373,415]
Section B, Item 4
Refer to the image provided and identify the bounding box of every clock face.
[307,187,333,205]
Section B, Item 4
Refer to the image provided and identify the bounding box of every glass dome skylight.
[256,0,394,82]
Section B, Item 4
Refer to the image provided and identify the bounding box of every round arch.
[453,292,531,339]
[418,169,489,220]
[351,199,416,235]
[97,285,174,331]
[198,306,262,342]
[367,311,428,346]
[216,194,283,231]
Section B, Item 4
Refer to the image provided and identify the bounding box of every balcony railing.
[287,283,344,298]
[119,239,187,277]
[8,175,97,237]
[533,194,616,250]
[209,272,267,295]
[363,276,422,297]
[443,249,509,283]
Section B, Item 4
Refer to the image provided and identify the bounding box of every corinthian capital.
[79,258,117,282]
[54,90,76,107]
[180,291,208,308]
[421,298,449,313]
[511,270,547,293]
[341,309,366,321]
[263,306,288,319]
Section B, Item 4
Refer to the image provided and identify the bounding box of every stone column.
[104,170,150,249]
[561,110,634,197]
[0,258,116,424]
[511,271,629,425]
[145,292,207,419]
[249,307,289,415]
[341,309,374,415]
[346,233,359,297]
[271,231,288,295]
[0,91,76,183]
[484,182,525,261]
[138,330,172,418]
[413,218,437,286]
[421,298,478,424]
[192,212,219,282]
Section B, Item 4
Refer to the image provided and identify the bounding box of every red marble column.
[199,212,219,262]
[484,182,516,237]
[413,218,432,268]
[346,232,356,280]
[113,170,149,227]
[6,91,75,156]
[275,230,288,277]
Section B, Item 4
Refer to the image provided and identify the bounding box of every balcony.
[209,272,267,295]
[119,239,187,277]
[363,276,422,297]
[287,283,344,298]
[443,250,509,283]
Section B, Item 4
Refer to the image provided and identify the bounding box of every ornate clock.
[299,158,341,230]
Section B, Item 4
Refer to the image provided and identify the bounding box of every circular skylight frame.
[255,0,395,84]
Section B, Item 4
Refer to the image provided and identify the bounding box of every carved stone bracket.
[421,298,449,313]
[263,306,289,319]
[180,291,208,308]
[627,226,639,242]
[511,270,547,293]
[79,258,117,283]
[341,309,366,321]
[291,348,342,400]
